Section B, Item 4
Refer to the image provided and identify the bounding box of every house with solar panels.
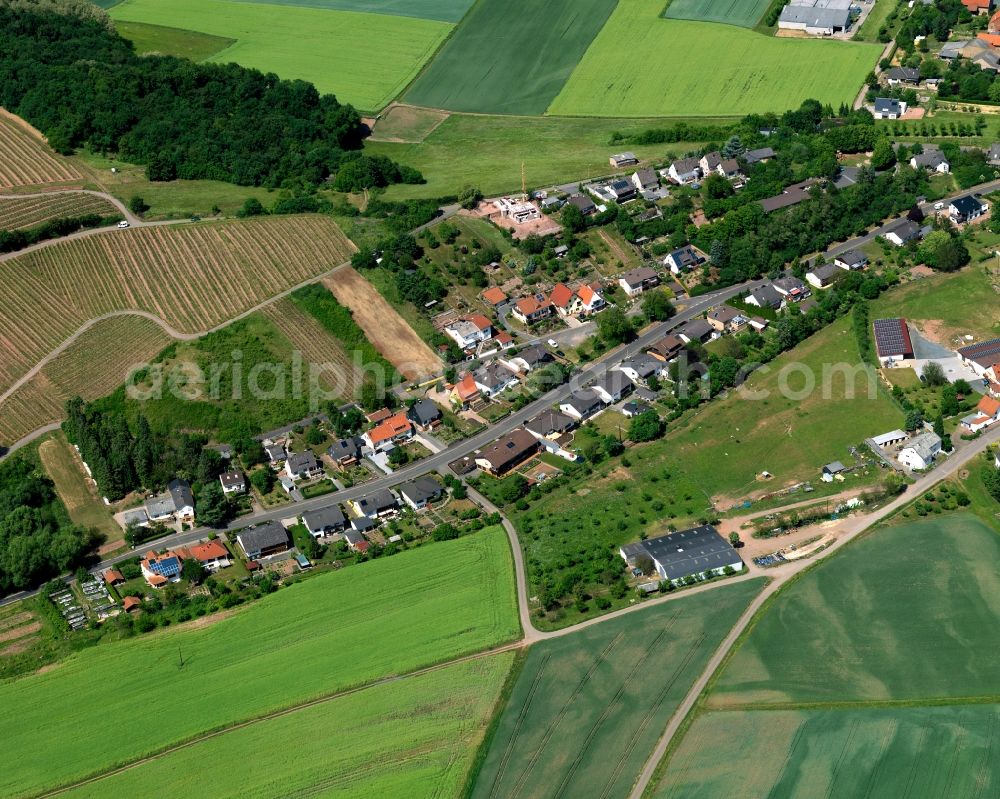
[140,550,183,588]
[872,318,914,366]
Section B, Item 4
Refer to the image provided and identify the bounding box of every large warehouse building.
[778,0,853,35]
[619,525,744,583]
[873,317,914,366]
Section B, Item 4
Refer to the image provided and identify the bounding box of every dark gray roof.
[617,353,660,379]
[810,263,841,281]
[835,249,866,266]
[911,149,948,169]
[569,194,596,214]
[874,98,902,114]
[631,525,740,581]
[526,410,575,437]
[265,443,286,461]
[168,479,194,509]
[564,389,604,414]
[748,283,783,308]
[744,147,775,164]
[515,344,553,368]
[303,505,346,532]
[671,156,700,174]
[759,180,817,213]
[679,319,714,342]
[327,437,364,460]
[619,266,659,287]
[885,218,920,242]
[591,369,633,397]
[356,488,398,515]
[778,5,850,28]
[286,451,319,473]
[610,178,635,194]
[398,475,443,506]
[667,246,702,268]
[350,516,375,533]
[950,194,984,217]
[219,471,244,489]
[407,399,441,426]
[885,66,920,82]
[238,521,288,553]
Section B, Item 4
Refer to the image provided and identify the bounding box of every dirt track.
[322,267,441,380]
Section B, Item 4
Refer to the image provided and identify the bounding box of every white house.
[961,396,1000,432]
[898,432,942,470]
[883,219,921,247]
[872,98,907,120]
[144,479,195,524]
[663,246,704,275]
[559,390,604,421]
[834,249,867,271]
[219,471,246,495]
[668,157,701,184]
[618,267,660,297]
[910,149,950,173]
[444,315,493,349]
[948,195,990,225]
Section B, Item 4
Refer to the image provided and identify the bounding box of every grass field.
[0,114,82,189]
[37,433,121,541]
[110,0,452,111]
[0,315,174,446]
[229,0,475,22]
[404,0,618,115]
[364,112,735,199]
[871,264,1000,346]
[657,703,1000,798]
[0,192,119,230]
[0,215,355,404]
[549,0,881,117]
[855,0,898,41]
[712,514,1000,706]
[64,654,513,799]
[113,20,235,60]
[663,0,771,28]
[0,526,518,798]
[471,580,764,799]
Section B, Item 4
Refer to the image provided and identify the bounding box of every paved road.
[626,422,1000,799]
[0,278,760,608]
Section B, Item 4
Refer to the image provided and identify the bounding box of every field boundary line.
[33,638,526,799]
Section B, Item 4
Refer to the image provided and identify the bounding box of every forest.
[0,2,417,188]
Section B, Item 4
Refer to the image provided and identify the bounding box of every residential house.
[219,470,246,495]
[568,193,597,216]
[897,432,942,470]
[559,389,605,421]
[745,283,784,310]
[647,334,685,362]
[102,568,124,586]
[699,152,722,175]
[949,194,990,224]
[398,476,444,511]
[616,353,663,382]
[621,401,651,418]
[494,197,540,224]
[236,521,290,560]
[873,98,907,120]
[303,506,347,538]
[182,541,232,571]
[884,66,921,86]
[806,263,842,288]
[548,283,583,317]
[590,370,634,404]
[576,284,605,314]
[759,180,817,213]
[407,399,442,431]
[609,152,639,168]
[352,488,399,519]
[910,149,950,173]
[717,158,741,179]
[364,412,413,451]
[473,361,519,398]
[883,219,922,246]
[264,443,286,466]
[706,305,747,334]
[327,436,364,467]
[144,479,195,524]
[744,147,776,165]
[526,410,576,440]
[343,529,370,553]
[631,168,658,191]
[500,344,553,374]
[608,178,637,202]
[668,157,701,184]
[122,596,141,613]
[541,196,564,212]
[834,249,867,270]
[481,286,508,308]
[772,277,810,302]
[451,373,482,408]
[285,451,323,481]
[663,245,704,275]
[474,429,539,475]
[140,550,182,588]
[958,338,1000,378]
[618,267,660,297]
[444,315,493,349]
[512,295,552,325]
[619,525,743,584]
[678,319,715,344]
[961,395,1000,432]
[963,0,991,15]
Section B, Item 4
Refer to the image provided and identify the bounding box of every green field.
[712,515,1000,707]
[549,0,881,117]
[657,703,1000,798]
[855,0,898,42]
[229,0,475,22]
[0,527,517,798]
[110,0,451,111]
[364,112,735,199]
[871,264,1000,345]
[663,0,771,29]
[64,654,513,799]
[471,580,765,799]
[114,20,235,60]
[404,0,617,114]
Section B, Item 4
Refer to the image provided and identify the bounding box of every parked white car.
[117,220,130,229]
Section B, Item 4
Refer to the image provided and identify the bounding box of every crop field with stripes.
[0,115,82,189]
[0,193,119,231]
[0,215,355,409]
[0,315,173,446]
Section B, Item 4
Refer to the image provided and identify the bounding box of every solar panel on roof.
[873,318,912,358]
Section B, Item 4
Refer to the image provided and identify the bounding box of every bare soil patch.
[0,611,33,632]
[0,637,38,657]
[0,621,41,644]
[322,267,441,380]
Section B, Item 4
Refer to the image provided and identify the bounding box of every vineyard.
[0,192,118,230]
[0,315,173,445]
[0,114,82,189]
[0,215,356,406]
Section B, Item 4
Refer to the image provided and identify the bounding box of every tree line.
[0,4,418,189]
[0,212,122,254]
